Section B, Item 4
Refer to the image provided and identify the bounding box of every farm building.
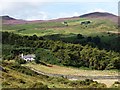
[21,53,35,61]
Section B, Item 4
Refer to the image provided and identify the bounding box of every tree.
[32,34,38,40]
[77,34,84,39]
[16,58,26,64]
[35,48,43,64]
[111,57,120,69]
[35,53,41,64]
[92,36,101,44]
[2,32,120,70]
[63,21,68,26]
[31,82,48,89]
[87,36,92,42]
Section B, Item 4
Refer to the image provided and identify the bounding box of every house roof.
[23,54,35,58]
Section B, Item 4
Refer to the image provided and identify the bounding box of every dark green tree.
[77,34,84,39]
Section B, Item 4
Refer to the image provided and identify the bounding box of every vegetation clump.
[2,32,120,70]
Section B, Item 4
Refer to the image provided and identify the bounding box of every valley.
[1,12,120,89]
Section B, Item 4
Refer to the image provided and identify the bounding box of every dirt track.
[29,67,119,87]
[29,66,119,80]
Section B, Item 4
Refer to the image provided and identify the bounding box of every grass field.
[2,18,117,36]
[2,18,118,49]
[24,62,119,76]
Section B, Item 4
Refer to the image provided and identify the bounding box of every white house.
[21,53,35,61]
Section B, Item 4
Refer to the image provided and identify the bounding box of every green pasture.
[2,18,117,36]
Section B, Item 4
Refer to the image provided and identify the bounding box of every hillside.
[2,13,119,52]
[1,15,28,25]
[2,14,118,35]
[1,15,16,20]
[80,12,117,22]
[80,12,117,18]
[1,60,108,88]
[1,12,120,89]
[1,12,118,25]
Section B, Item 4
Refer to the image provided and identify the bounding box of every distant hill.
[1,15,29,25]
[1,15,45,25]
[79,12,117,22]
[80,12,117,18]
[1,12,118,25]
[1,15,16,20]
[52,12,118,22]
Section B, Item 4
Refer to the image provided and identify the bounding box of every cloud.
[56,12,80,19]
[0,1,45,15]
[26,12,48,20]
[0,1,118,20]
[73,12,80,16]
[89,8,107,13]
[84,8,117,15]
[0,1,14,13]
[83,8,108,15]
[59,13,71,18]
[0,2,49,20]
[1,0,118,2]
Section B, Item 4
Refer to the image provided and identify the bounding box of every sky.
[0,0,119,20]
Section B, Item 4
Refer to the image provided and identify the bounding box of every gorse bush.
[30,82,48,89]
[4,62,38,76]
[1,61,107,88]
[35,48,58,64]
[15,58,27,64]
[69,79,106,88]
[2,32,120,70]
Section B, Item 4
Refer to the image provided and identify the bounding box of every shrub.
[30,82,48,89]
[17,79,26,84]
[2,81,10,86]
[114,81,120,84]
[77,34,84,39]
[16,58,26,64]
